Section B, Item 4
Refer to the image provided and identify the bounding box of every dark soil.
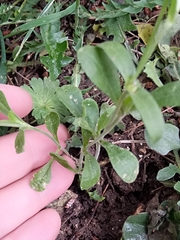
[2,0,180,239]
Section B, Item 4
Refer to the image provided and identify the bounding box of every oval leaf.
[77,45,121,104]
[97,105,115,134]
[30,160,53,191]
[45,112,60,142]
[80,152,101,190]
[157,164,180,181]
[151,81,180,107]
[174,181,180,193]
[128,85,164,142]
[82,98,99,132]
[145,123,180,155]
[101,140,139,183]
[97,41,136,81]
[58,85,83,117]
[15,129,25,154]
[122,213,148,240]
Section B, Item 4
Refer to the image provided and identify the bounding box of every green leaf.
[144,58,163,87]
[128,84,164,142]
[151,81,180,107]
[0,29,7,83]
[50,152,76,173]
[30,160,53,191]
[8,110,25,125]
[40,19,73,80]
[145,123,180,155]
[165,62,180,81]
[157,164,180,181]
[105,14,136,43]
[97,105,116,134]
[0,90,11,115]
[40,55,62,81]
[122,212,148,240]
[15,129,25,154]
[80,152,101,190]
[82,128,92,147]
[101,140,139,183]
[22,77,67,123]
[88,190,105,202]
[58,85,83,117]
[97,41,136,82]
[77,45,121,103]
[82,98,99,132]
[0,63,7,84]
[158,14,180,45]
[6,2,76,37]
[174,181,180,193]
[45,112,60,142]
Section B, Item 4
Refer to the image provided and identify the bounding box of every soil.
[2,0,180,239]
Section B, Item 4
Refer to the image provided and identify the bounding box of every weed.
[1,4,180,239]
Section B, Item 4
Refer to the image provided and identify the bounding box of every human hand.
[0,84,74,240]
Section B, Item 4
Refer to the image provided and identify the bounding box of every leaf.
[165,62,180,81]
[157,164,180,181]
[6,2,76,37]
[101,140,139,183]
[144,58,163,87]
[158,44,177,63]
[122,212,149,240]
[58,85,83,117]
[128,84,164,142]
[97,41,136,82]
[0,29,7,83]
[40,17,73,80]
[174,181,180,193]
[145,123,180,155]
[77,45,121,104]
[105,14,136,43]
[82,129,92,147]
[151,81,180,107]
[97,105,116,134]
[0,90,11,115]
[22,77,67,123]
[45,112,60,142]
[137,23,154,44]
[15,129,25,154]
[82,98,99,132]
[158,15,180,45]
[80,152,101,190]
[40,54,65,81]
[30,160,53,191]
[88,190,105,202]
[50,152,76,173]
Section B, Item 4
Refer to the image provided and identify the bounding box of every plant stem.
[75,0,80,32]
[132,0,169,80]
[173,149,180,169]
[87,91,128,149]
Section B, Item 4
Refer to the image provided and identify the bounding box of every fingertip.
[1,209,61,240]
[0,84,33,119]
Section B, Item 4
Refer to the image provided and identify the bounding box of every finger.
[1,209,60,240]
[0,124,69,188]
[0,155,74,238]
[0,84,32,119]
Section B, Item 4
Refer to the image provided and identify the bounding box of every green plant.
[0,0,180,199]
[121,200,180,240]
[0,1,75,82]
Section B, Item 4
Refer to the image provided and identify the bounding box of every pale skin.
[0,84,75,240]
